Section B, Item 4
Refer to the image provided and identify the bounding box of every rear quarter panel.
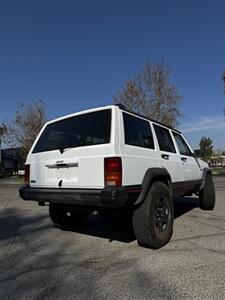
[118,111,161,186]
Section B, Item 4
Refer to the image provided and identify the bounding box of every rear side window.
[123,112,154,149]
[153,124,176,153]
[32,109,111,153]
[173,132,192,156]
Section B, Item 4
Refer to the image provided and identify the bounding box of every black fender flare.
[199,168,212,191]
[134,167,172,206]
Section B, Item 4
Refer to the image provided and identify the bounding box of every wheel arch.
[134,167,172,206]
[199,168,212,191]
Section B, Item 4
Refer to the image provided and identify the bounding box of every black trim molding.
[172,179,201,196]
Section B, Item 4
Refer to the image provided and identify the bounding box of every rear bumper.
[19,186,136,208]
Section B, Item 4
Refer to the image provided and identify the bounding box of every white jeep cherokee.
[19,104,215,249]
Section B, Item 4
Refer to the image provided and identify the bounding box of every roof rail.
[114,103,128,110]
[113,103,180,133]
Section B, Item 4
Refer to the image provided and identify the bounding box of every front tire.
[49,203,90,229]
[132,181,174,249]
[199,174,215,210]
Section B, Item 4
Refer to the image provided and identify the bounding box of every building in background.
[0,147,25,175]
[209,154,225,167]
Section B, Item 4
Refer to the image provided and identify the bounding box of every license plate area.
[46,162,78,183]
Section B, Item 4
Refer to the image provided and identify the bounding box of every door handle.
[46,162,78,169]
[161,154,169,160]
[181,157,187,162]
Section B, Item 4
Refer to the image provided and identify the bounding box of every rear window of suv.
[32,109,111,153]
[123,112,154,149]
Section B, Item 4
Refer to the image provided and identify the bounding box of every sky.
[0,0,225,150]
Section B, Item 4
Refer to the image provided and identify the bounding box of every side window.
[173,132,192,156]
[123,112,154,149]
[153,124,176,153]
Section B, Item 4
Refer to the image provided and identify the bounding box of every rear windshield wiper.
[59,147,77,154]
[59,142,93,154]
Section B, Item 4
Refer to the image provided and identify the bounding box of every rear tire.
[98,209,114,219]
[132,181,174,249]
[199,174,215,210]
[49,203,90,229]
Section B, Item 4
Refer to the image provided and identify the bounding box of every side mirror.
[194,149,201,157]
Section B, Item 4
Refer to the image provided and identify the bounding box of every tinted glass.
[32,110,111,153]
[123,113,154,149]
[173,132,192,156]
[153,124,176,153]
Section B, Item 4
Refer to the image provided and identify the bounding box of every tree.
[0,124,7,147]
[223,70,225,116]
[1,100,47,159]
[113,60,182,127]
[0,124,7,137]
[199,137,213,162]
[0,124,7,172]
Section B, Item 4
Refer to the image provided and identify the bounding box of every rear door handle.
[161,154,169,160]
[46,162,78,169]
[181,157,187,162]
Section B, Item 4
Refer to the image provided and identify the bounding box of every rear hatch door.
[28,109,113,189]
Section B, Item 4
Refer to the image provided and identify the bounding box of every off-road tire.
[98,209,114,219]
[49,203,90,229]
[199,174,215,210]
[132,181,174,249]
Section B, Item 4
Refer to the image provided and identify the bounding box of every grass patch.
[211,168,225,175]
[0,175,24,183]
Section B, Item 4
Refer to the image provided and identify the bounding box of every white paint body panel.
[26,106,119,189]
[26,105,202,189]
[119,111,161,185]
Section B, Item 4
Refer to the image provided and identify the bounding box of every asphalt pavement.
[0,176,224,299]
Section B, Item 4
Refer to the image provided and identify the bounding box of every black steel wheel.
[154,195,170,233]
[132,181,174,249]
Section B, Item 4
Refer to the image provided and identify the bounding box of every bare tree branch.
[114,60,183,127]
[2,100,47,159]
[0,124,7,137]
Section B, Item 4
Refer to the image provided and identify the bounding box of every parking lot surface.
[0,176,224,299]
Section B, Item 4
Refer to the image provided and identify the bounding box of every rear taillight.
[24,164,30,186]
[104,157,122,187]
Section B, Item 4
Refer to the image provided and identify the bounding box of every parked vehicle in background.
[19,104,216,249]
[18,169,25,177]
